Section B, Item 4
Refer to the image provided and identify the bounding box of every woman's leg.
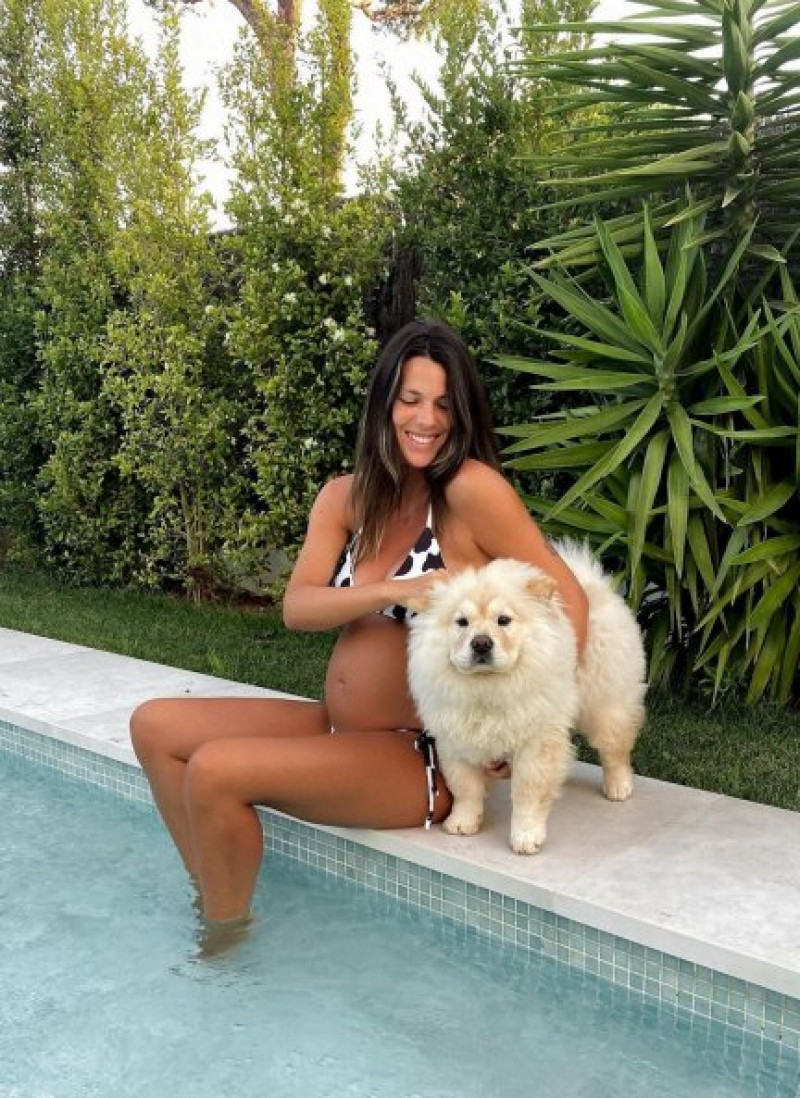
[130,697,330,877]
[183,729,452,920]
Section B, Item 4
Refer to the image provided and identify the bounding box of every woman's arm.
[446,461,589,654]
[282,478,393,631]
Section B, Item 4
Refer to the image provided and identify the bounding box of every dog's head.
[409,559,560,676]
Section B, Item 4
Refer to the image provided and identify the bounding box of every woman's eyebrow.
[400,387,448,399]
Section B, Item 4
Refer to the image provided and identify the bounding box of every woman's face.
[391,355,451,470]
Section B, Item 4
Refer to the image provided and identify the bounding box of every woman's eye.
[455,616,469,628]
[497,615,512,627]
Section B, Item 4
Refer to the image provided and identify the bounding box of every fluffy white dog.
[407,543,647,854]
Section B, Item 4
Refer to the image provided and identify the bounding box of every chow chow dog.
[407,543,647,854]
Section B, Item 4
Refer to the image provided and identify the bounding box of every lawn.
[0,567,798,812]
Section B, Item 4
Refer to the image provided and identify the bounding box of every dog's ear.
[526,574,558,600]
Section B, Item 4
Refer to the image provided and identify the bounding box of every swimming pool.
[2,744,798,1098]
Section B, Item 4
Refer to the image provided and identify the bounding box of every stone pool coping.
[1,624,799,1005]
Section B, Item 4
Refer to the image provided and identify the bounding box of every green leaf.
[686,512,716,594]
[631,428,669,576]
[502,400,648,455]
[712,525,749,595]
[745,614,785,704]
[688,396,765,415]
[505,442,615,471]
[527,330,652,365]
[519,495,616,535]
[730,535,800,565]
[595,218,665,352]
[533,373,652,392]
[755,5,800,46]
[641,205,666,326]
[666,451,689,576]
[547,393,664,519]
[735,481,796,525]
[748,562,800,630]
[691,423,797,441]
[778,604,800,702]
[666,403,727,521]
[746,243,787,263]
[531,273,646,353]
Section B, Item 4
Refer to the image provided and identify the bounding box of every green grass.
[0,567,334,700]
[1,566,798,811]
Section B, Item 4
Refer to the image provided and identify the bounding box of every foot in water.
[196,913,253,960]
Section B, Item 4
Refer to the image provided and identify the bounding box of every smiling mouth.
[406,432,440,447]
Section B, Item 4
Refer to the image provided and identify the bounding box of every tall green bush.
[33,0,152,584]
[221,0,392,575]
[101,13,239,593]
[0,0,43,549]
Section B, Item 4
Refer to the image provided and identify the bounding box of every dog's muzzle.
[469,634,494,666]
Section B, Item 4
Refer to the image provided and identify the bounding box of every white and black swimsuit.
[329,504,445,624]
[329,504,445,826]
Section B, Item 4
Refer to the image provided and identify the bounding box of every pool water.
[1,752,797,1098]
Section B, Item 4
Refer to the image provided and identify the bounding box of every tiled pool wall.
[2,716,799,1057]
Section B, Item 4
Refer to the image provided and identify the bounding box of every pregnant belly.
[325,617,421,732]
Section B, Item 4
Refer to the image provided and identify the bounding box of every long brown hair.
[351,319,500,561]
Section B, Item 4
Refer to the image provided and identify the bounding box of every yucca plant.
[514,0,800,271]
[500,1,800,703]
[498,204,800,701]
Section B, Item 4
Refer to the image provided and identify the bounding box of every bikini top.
[330,504,445,624]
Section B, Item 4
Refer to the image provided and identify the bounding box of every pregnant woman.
[131,319,587,936]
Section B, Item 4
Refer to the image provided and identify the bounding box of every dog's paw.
[603,765,634,802]
[443,810,483,836]
[509,825,546,855]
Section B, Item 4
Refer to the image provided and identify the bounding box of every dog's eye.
[497,614,512,627]
[455,616,469,628]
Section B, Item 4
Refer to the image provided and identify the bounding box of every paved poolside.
[1,624,798,999]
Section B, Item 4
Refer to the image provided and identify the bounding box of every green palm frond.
[515,0,800,268]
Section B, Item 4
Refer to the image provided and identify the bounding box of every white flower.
[322,317,336,328]
[319,273,329,286]
[283,292,297,305]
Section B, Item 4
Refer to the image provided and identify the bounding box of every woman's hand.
[391,569,450,611]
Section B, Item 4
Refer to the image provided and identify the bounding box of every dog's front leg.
[437,749,488,837]
[509,731,573,854]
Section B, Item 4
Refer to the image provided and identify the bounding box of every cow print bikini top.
[330,504,445,624]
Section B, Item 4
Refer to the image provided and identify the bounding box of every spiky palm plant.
[500,2,800,703]
[513,0,800,271]
[498,204,800,702]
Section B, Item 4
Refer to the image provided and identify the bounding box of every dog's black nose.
[470,634,494,657]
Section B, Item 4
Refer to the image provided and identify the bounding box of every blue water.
[1,752,797,1098]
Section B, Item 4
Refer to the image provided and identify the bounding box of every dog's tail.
[552,538,608,586]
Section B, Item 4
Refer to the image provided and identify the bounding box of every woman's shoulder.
[444,458,511,508]
[311,474,355,527]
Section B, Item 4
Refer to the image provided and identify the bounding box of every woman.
[131,319,588,929]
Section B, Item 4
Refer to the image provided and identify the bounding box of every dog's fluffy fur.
[407,543,647,854]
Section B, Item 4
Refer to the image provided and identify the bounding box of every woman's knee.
[129,698,175,762]
[184,740,244,811]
